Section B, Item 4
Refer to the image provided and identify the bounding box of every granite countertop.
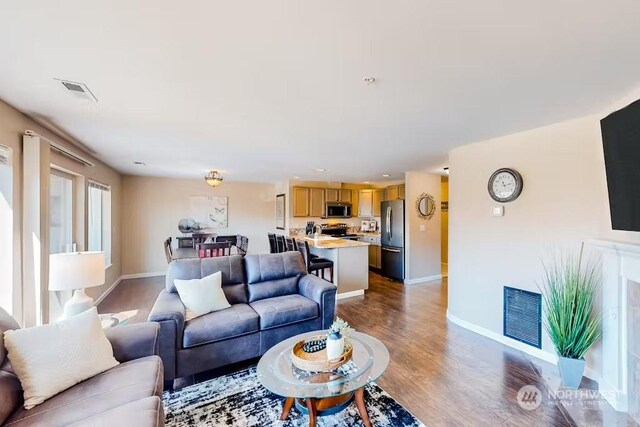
[292,235,370,248]
[355,231,381,236]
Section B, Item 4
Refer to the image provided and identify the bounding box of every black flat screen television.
[601,98,640,232]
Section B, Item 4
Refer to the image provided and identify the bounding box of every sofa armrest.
[298,274,337,329]
[105,322,159,363]
[148,290,186,332]
[147,290,185,381]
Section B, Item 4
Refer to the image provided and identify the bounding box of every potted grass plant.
[539,245,602,389]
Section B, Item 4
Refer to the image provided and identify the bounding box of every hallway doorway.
[441,175,448,278]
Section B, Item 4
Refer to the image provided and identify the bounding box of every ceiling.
[0,0,638,183]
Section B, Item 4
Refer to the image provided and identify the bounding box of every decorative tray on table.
[290,334,353,372]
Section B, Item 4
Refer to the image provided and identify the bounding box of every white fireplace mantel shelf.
[591,238,640,257]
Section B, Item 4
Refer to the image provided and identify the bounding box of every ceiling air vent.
[55,79,98,103]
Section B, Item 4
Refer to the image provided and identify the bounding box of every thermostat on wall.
[492,206,504,217]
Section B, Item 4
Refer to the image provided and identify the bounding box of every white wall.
[404,171,441,282]
[447,107,640,374]
[121,175,275,275]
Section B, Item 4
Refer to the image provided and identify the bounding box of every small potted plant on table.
[326,318,352,360]
[540,245,602,389]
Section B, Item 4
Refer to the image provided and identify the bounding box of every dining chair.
[236,235,249,255]
[177,237,193,248]
[267,233,277,253]
[197,242,231,258]
[285,237,297,252]
[303,241,334,283]
[164,237,173,264]
[193,233,216,248]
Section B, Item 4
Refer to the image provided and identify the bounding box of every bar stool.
[276,235,286,253]
[303,241,333,283]
[285,237,297,252]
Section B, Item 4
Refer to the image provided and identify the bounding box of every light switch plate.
[492,206,504,217]
[419,224,426,231]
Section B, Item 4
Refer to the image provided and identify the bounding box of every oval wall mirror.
[416,193,436,220]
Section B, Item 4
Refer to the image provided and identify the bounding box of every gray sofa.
[0,308,164,427]
[149,252,337,382]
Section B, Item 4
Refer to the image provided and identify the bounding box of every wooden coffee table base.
[280,388,371,427]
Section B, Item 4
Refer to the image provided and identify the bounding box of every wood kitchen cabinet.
[351,190,359,217]
[384,184,405,200]
[309,188,325,217]
[372,189,383,217]
[325,188,339,203]
[362,236,382,269]
[358,190,373,217]
[292,187,310,217]
[339,189,352,203]
[368,245,377,267]
[359,189,383,217]
[385,185,399,201]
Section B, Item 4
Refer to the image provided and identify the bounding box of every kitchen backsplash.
[288,222,380,236]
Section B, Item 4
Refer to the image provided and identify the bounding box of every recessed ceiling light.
[364,181,371,184]
[293,176,300,179]
[363,77,376,85]
[382,174,391,177]
[133,161,146,166]
[316,169,327,172]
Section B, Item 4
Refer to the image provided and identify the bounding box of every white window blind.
[88,180,111,266]
[0,144,13,315]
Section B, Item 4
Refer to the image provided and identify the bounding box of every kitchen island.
[294,236,369,299]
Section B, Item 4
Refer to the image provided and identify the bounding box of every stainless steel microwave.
[325,202,352,218]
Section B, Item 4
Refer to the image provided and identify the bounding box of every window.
[0,145,13,315]
[88,181,111,266]
[49,169,76,321]
[49,171,74,254]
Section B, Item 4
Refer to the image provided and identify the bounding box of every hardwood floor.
[99,272,635,426]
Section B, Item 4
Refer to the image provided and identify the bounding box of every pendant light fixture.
[204,170,223,187]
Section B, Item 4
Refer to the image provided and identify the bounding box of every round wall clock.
[488,168,523,203]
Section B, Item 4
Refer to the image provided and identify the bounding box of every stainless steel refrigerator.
[381,199,405,282]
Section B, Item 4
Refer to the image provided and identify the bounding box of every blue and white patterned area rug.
[163,366,425,426]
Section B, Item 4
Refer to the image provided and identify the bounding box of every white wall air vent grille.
[56,79,98,103]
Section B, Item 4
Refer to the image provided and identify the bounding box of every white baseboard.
[120,271,166,280]
[446,311,601,384]
[404,274,442,285]
[446,309,557,365]
[94,276,123,306]
[337,290,365,300]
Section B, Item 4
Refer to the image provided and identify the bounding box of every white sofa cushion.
[174,271,231,321]
[3,307,119,409]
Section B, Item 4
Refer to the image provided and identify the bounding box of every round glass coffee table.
[257,331,389,427]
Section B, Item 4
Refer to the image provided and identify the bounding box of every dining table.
[171,247,199,260]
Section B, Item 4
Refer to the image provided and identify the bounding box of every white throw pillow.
[174,271,231,321]
[3,307,119,409]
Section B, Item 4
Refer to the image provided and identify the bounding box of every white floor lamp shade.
[49,251,105,319]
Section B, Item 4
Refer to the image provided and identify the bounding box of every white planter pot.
[557,355,585,389]
[326,335,344,360]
